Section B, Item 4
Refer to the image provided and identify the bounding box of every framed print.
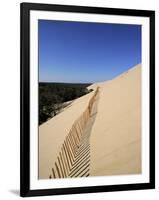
[20,2,155,197]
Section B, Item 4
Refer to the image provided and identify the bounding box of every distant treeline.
[39,82,93,125]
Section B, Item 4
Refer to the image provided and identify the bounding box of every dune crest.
[39,64,141,179]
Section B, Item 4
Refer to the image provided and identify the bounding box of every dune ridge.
[48,88,99,179]
[39,87,98,179]
[39,63,141,179]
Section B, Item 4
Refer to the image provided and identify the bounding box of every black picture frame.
[20,2,155,197]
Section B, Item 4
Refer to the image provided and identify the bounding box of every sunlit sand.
[39,64,141,179]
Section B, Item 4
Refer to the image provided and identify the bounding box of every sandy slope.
[90,64,141,176]
[39,90,95,179]
[39,64,141,179]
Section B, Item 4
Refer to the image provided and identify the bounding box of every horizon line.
[39,63,141,84]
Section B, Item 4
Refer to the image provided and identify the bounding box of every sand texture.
[39,64,141,179]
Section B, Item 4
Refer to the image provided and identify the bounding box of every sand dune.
[90,64,141,176]
[39,89,96,178]
[39,64,141,179]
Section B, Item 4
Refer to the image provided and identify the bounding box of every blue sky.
[39,20,141,83]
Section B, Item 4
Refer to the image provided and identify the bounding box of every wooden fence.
[49,87,99,179]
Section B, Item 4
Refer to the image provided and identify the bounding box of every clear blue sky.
[39,20,141,83]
